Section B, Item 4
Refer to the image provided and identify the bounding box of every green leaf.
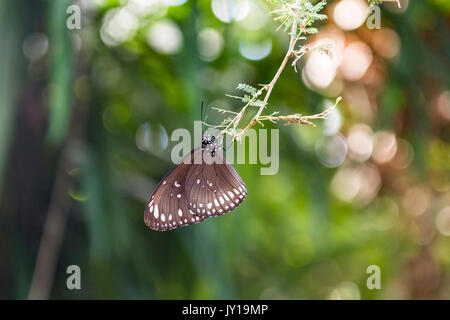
[45,0,73,147]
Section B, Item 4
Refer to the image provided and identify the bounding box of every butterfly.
[144,134,247,231]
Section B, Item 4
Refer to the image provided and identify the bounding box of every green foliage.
[45,0,73,146]
[232,84,267,108]
[272,1,327,35]
[236,83,258,96]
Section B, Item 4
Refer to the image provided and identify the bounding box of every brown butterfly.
[144,134,247,231]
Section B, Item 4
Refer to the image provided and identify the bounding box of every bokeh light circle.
[23,33,48,61]
[315,133,348,168]
[136,122,169,154]
[211,0,249,23]
[333,0,368,31]
[197,28,224,62]
[146,20,183,54]
[239,39,272,61]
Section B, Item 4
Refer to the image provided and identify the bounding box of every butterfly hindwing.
[144,149,206,231]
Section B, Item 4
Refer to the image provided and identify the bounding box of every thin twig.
[257,96,342,126]
[28,140,75,300]
[234,0,302,141]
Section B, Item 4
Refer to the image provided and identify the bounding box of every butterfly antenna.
[217,135,235,153]
[225,138,235,151]
[200,99,205,133]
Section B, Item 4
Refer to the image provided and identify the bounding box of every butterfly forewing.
[144,147,246,231]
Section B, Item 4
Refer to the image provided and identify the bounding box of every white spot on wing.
[154,205,159,219]
[207,202,212,209]
[228,191,234,199]
[169,214,173,221]
[214,199,219,207]
[174,181,181,187]
[161,213,166,222]
[178,209,183,217]
[219,196,225,204]
[177,194,181,198]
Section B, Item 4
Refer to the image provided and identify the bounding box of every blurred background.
[0,0,449,300]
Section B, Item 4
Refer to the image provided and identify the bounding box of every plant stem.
[258,96,342,126]
[234,0,301,141]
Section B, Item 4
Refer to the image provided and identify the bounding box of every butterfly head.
[202,134,218,156]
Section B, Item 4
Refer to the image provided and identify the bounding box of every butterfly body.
[144,135,247,231]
